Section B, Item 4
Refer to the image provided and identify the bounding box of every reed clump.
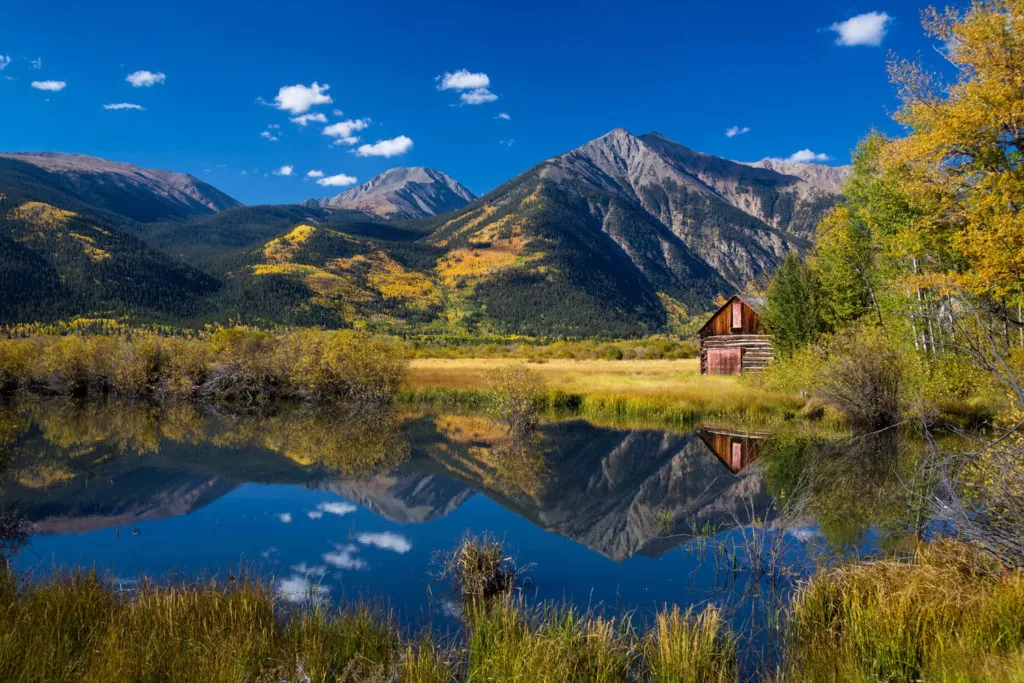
[783,540,1024,682]
[437,534,519,605]
[645,605,737,683]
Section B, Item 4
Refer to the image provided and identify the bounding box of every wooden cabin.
[698,295,773,375]
[698,428,765,474]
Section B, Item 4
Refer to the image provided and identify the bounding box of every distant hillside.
[0,196,219,322]
[0,152,242,223]
[133,204,415,273]
[309,167,476,219]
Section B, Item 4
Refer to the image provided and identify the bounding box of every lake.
[0,399,914,672]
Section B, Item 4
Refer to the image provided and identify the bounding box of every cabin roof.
[698,295,766,335]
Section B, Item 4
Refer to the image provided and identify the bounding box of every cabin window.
[731,301,742,329]
[707,348,742,375]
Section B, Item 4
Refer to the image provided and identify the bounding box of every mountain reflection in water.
[0,398,803,647]
[0,401,771,563]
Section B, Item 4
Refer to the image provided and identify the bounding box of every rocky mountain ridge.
[0,152,242,221]
[310,167,476,219]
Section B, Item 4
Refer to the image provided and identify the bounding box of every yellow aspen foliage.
[882,1,1024,303]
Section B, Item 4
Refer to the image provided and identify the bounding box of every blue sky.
[0,0,946,205]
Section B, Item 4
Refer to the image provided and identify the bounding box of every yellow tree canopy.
[883,0,1024,303]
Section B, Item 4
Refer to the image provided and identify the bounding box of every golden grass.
[784,541,1024,682]
[404,358,803,427]
[0,561,737,683]
[408,358,699,393]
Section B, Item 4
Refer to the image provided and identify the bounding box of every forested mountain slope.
[0,196,219,322]
[0,134,848,335]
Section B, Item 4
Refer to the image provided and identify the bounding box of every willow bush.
[0,329,408,405]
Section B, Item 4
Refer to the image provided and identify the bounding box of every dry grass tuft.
[784,540,1024,682]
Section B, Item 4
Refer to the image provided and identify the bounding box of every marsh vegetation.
[0,329,407,405]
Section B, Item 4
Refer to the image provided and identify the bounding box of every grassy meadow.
[401,357,808,428]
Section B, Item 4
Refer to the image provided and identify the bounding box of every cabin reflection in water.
[698,428,765,474]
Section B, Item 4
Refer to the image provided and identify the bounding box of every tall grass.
[0,551,739,682]
[783,541,1024,682]
[464,598,635,682]
[0,570,408,683]
[12,540,1018,682]
[645,605,737,683]
[398,386,803,430]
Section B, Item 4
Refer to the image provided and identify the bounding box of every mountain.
[310,167,476,219]
[0,132,848,335]
[744,158,850,194]
[0,152,242,223]
[408,128,848,335]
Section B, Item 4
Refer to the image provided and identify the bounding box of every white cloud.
[438,70,498,105]
[0,56,12,70]
[291,112,327,126]
[725,126,750,137]
[276,512,293,523]
[31,80,66,91]
[461,87,498,105]
[830,12,892,47]
[354,135,413,158]
[787,526,821,542]
[272,82,332,114]
[276,574,329,603]
[322,543,368,570]
[268,123,281,129]
[332,108,344,116]
[357,532,412,554]
[316,501,357,516]
[126,70,166,87]
[306,169,324,178]
[307,510,323,519]
[317,173,358,187]
[437,69,490,91]
[496,112,511,120]
[241,170,248,175]
[498,138,515,147]
[29,58,41,70]
[322,118,370,145]
[103,102,145,111]
[274,164,294,176]
[784,149,831,163]
[260,130,279,142]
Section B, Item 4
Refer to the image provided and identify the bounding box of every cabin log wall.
[700,335,774,374]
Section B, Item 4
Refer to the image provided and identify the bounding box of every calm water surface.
[0,400,907,669]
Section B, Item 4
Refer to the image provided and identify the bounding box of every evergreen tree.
[765,254,821,355]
